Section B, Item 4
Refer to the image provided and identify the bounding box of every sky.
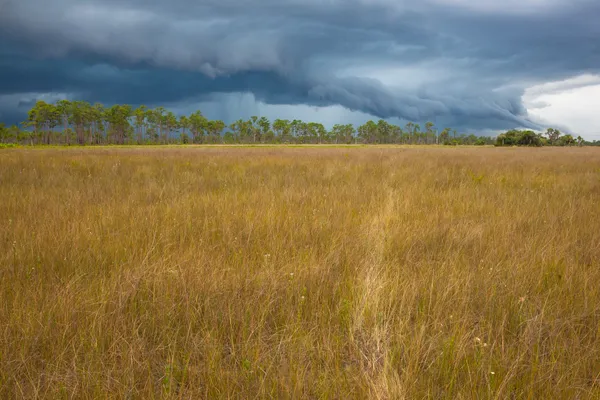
[1,0,599,139]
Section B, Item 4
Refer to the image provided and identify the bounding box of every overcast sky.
[1,0,599,138]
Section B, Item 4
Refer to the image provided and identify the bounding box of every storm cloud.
[1,0,599,131]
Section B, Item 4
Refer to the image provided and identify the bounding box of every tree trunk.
[77,125,84,145]
[63,117,69,145]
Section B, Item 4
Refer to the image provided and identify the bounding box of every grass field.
[1,146,600,399]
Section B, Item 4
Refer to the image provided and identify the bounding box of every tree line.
[0,100,597,146]
[494,128,588,147]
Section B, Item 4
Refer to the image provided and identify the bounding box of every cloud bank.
[1,0,599,133]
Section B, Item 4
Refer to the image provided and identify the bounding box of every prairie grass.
[1,146,600,399]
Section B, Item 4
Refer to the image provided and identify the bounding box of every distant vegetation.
[1,100,597,146]
[494,128,583,147]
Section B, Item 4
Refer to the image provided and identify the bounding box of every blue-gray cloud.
[1,0,599,131]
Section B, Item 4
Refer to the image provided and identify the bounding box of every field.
[1,146,600,399]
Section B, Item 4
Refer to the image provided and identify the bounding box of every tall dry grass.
[1,146,599,399]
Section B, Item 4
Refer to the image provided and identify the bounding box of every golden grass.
[1,146,600,399]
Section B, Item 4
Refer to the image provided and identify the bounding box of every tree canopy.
[0,100,591,146]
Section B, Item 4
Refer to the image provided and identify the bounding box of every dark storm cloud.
[1,0,599,130]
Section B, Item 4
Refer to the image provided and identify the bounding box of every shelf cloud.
[1,0,599,132]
